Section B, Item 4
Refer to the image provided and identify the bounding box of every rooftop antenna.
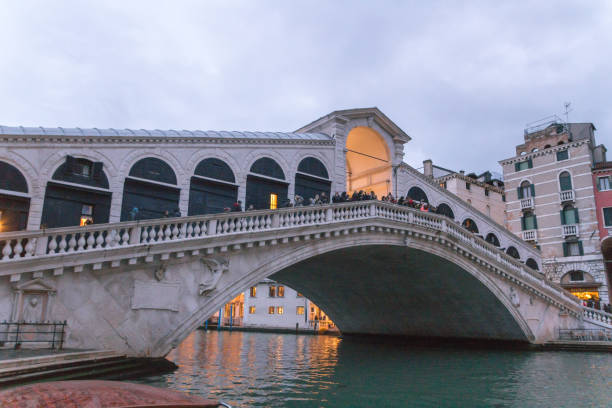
[563,102,572,123]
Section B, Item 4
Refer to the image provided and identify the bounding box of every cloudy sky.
[1,1,610,174]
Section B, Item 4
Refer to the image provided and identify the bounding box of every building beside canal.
[499,119,610,303]
[421,159,506,228]
[216,279,334,332]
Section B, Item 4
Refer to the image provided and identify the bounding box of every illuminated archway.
[346,127,391,197]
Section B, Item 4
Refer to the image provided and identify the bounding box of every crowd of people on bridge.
[584,298,612,313]
[225,190,437,213]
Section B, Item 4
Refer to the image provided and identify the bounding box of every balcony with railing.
[562,224,579,237]
[522,230,537,242]
[560,190,575,203]
[520,197,535,210]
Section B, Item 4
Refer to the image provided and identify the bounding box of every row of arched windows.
[0,156,331,230]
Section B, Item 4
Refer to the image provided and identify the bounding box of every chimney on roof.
[423,159,433,178]
[459,170,465,175]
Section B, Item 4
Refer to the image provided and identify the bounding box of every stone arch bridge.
[1,201,610,357]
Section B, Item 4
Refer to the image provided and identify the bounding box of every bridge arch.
[0,161,30,232]
[246,157,289,210]
[462,218,479,234]
[525,258,539,271]
[345,126,391,197]
[121,157,180,221]
[188,158,238,215]
[407,186,429,203]
[295,157,331,203]
[153,234,535,356]
[435,203,454,219]
[506,246,520,259]
[485,232,500,247]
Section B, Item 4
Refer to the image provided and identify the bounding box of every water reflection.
[137,330,612,407]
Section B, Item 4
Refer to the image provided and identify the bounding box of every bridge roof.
[0,125,331,141]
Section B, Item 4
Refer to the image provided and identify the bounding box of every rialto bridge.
[0,107,610,357]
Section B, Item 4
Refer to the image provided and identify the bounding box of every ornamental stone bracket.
[198,257,229,296]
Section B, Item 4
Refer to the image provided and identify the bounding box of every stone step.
[0,354,126,379]
[0,358,144,388]
[0,350,120,370]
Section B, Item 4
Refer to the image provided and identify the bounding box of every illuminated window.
[277,286,285,297]
[270,193,278,209]
[249,287,257,297]
[269,286,276,297]
[277,306,284,315]
[80,204,93,226]
[249,306,256,314]
[296,306,305,315]
[268,306,275,314]
[297,292,304,297]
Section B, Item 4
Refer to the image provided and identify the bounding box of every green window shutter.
[527,158,533,168]
[574,208,579,223]
[517,187,523,199]
[521,216,526,231]
[562,242,569,257]
[533,215,538,229]
[578,241,584,256]
[515,162,520,172]
[530,184,535,197]
[560,210,566,225]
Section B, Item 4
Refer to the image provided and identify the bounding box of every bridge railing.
[0,200,581,309]
[582,308,612,326]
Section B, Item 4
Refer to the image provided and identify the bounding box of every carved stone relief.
[199,257,229,296]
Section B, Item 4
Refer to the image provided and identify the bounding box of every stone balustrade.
[582,308,612,327]
[0,200,583,313]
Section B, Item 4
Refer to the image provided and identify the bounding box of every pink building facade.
[593,161,612,300]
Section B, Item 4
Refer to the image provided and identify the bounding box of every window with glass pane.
[559,172,572,191]
[517,161,529,171]
[277,286,285,297]
[604,207,612,227]
[520,181,531,198]
[556,150,569,161]
[567,242,581,256]
[268,286,276,297]
[277,306,284,315]
[249,287,256,297]
[249,306,256,314]
[296,306,305,315]
[524,213,536,230]
[268,306,275,314]
[563,206,577,224]
[569,271,584,281]
[598,177,611,191]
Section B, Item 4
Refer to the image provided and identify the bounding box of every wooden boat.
[0,380,231,407]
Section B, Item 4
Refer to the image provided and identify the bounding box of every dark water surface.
[136,330,612,407]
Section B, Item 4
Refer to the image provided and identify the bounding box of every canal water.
[137,330,612,407]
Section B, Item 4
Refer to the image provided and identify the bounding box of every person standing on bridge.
[232,200,243,212]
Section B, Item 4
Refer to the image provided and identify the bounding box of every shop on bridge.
[120,157,180,221]
[560,270,602,303]
[41,156,111,228]
[246,158,288,210]
[188,158,238,215]
[294,157,331,203]
[0,161,30,232]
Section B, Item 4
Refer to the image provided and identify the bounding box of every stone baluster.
[122,229,130,245]
[87,232,96,249]
[163,224,172,240]
[48,236,58,253]
[156,226,164,242]
[24,239,35,257]
[57,235,68,253]
[2,240,13,259]
[265,215,272,229]
[193,222,202,237]
[67,235,77,252]
[95,232,105,248]
[185,222,193,238]
[247,217,254,231]
[106,230,116,247]
[128,226,141,244]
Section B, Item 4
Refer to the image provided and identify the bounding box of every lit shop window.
[80,204,93,226]
[270,193,278,210]
[249,306,256,314]
[277,307,284,315]
[268,306,275,315]
[277,286,285,297]
[296,306,305,315]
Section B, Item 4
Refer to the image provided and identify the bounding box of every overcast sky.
[1,1,610,174]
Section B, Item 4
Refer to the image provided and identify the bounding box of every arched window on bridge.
[485,233,500,247]
[407,186,428,203]
[506,246,520,259]
[246,157,288,210]
[121,157,180,221]
[345,126,391,198]
[525,258,539,271]
[435,203,454,219]
[189,158,238,215]
[462,218,478,233]
[295,157,331,204]
[41,156,111,228]
[559,171,573,191]
[0,161,30,232]
[560,270,600,301]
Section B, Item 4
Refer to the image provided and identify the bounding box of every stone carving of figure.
[199,258,229,296]
[22,294,42,322]
[509,287,520,308]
